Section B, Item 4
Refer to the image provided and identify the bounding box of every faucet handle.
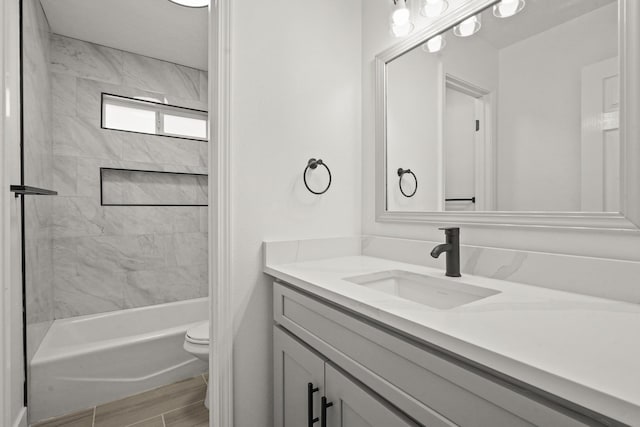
[438,227,459,235]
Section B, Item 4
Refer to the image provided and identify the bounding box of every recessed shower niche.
[100,168,208,206]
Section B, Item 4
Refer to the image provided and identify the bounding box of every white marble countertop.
[265,255,640,426]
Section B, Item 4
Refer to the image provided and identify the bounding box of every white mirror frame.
[375,0,640,231]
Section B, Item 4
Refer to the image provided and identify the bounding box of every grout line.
[162,399,206,417]
[161,414,166,427]
[92,406,96,427]
[122,414,163,427]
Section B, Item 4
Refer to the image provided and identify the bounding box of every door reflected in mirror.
[385,0,619,213]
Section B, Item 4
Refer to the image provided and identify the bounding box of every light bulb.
[391,1,411,26]
[421,0,449,18]
[423,34,446,53]
[391,21,414,38]
[493,0,525,18]
[453,15,481,37]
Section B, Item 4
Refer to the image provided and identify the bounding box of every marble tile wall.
[50,34,209,318]
[23,0,54,362]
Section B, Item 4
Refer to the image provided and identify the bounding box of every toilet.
[183,321,210,408]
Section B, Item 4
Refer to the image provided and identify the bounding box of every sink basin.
[343,270,500,309]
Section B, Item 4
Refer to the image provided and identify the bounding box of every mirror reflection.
[385,0,619,213]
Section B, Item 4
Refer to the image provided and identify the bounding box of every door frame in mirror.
[375,0,640,231]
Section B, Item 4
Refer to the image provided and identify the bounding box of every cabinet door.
[274,327,325,427]
[324,364,421,427]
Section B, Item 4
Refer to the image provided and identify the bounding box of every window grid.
[101,93,208,141]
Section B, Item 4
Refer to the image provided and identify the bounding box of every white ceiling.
[40,0,208,70]
[475,0,617,49]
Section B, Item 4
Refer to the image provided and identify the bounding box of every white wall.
[229,0,362,424]
[445,87,476,208]
[387,46,440,211]
[440,32,499,92]
[362,0,640,264]
[497,4,618,211]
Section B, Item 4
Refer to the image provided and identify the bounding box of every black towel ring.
[397,168,417,198]
[304,158,332,195]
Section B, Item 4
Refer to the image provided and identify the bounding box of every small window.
[163,113,208,139]
[101,93,208,141]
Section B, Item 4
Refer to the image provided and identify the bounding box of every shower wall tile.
[53,197,106,238]
[50,34,123,85]
[53,115,124,160]
[170,232,208,266]
[121,133,201,166]
[24,203,54,325]
[23,0,54,361]
[53,155,77,196]
[199,142,208,168]
[75,234,172,274]
[22,18,52,186]
[122,52,200,101]
[76,157,119,199]
[51,35,209,319]
[199,71,208,104]
[102,207,200,235]
[54,269,126,318]
[124,264,208,309]
[51,72,76,117]
[195,175,208,204]
[199,207,208,233]
[53,238,78,279]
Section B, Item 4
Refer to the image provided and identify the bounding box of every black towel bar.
[445,197,476,203]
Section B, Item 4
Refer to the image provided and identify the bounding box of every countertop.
[265,255,640,426]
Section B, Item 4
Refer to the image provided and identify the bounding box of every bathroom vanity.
[266,252,639,427]
[264,0,640,425]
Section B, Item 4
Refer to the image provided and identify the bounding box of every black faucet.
[430,227,461,277]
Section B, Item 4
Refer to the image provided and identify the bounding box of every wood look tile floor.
[32,374,209,427]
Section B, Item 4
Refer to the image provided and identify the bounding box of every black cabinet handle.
[321,396,333,427]
[308,383,319,426]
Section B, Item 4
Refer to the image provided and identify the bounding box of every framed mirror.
[375,0,640,230]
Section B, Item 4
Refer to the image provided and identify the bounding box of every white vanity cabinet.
[274,327,419,427]
[273,281,608,427]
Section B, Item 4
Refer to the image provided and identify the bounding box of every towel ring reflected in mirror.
[397,168,417,198]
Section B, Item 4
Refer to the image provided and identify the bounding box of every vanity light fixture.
[453,14,481,37]
[391,21,415,37]
[391,0,414,37]
[167,0,208,8]
[422,34,446,53]
[421,0,448,18]
[493,0,525,18]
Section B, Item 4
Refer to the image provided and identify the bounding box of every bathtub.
[29,298,209,423]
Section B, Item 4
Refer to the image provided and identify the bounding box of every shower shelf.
[10,185,58,196]
[99,167,208,207]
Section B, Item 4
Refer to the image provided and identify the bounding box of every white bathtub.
[29,298,209,423]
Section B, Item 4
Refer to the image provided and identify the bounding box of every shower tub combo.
[29,297,209,422]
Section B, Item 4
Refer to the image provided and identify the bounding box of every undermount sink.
[344,270,500,309]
